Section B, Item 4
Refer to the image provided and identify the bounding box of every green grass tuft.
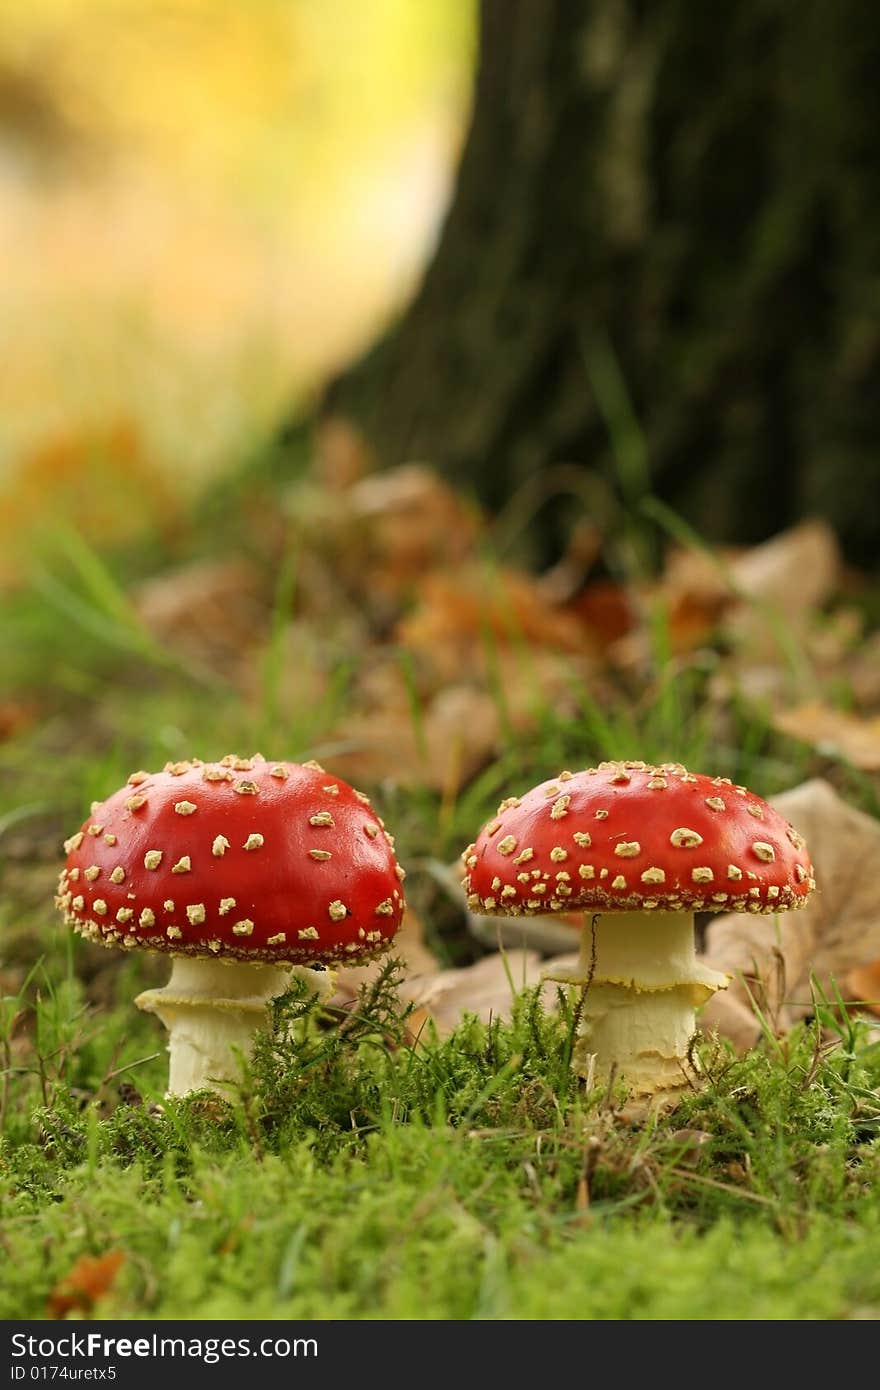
[2,965,879,1320]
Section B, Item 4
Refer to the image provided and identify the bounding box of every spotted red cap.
[56,755,406,963]
[461,760,815,916]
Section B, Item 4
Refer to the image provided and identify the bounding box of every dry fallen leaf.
[493,644,601,732]
[134,557,268,673]
[419,686,502,793]
[313,415,375,491]
[846,630,880,710]
[565,579,637,650]
[418,949,571,1037]
[279,463,483,627]
[48,1250,125,1318]
[240,618,339,720]
[645,545,735,655]
[391,948,574,1038]
[397,564,593,669]
[846,960,880,1018]
[619,519,842,673]
[726,518,840,624]
[332,683,500,793]
[331,901,579,1041]
[346,465,482,589]
[772,702,880,772]
[698,983,767,1055]
[700,779,880,1048]
[717,519,842,688]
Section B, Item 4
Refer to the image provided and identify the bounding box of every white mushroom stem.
[544,911,729,1098]
[135,957,334,1096]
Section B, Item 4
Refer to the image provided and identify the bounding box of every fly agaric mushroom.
[56,755,405,1095]
[461,760,815,1100]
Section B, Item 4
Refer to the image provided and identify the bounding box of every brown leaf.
[331,683,500,793]
[654,546,736,653]
[313,415,375,491]
[700,779,880,1045]
[397,565,593,665]
[402,1005,434,1047]
[240,618,337,716]
[845,630,880,711]
[697,989,763,1054]
[420,687,501,793]
[347,465,481,587]
[134,558,268,672]
[627,521,842,673]
[48,1251,125,1318]
[332,899,579,1040]
[609,545,733,671]
[278,464,483,629]
[414,947,579,1037]
[660,545,734,610]
[719,519,842,673]
[726,518,840,621]
[772,702,880,772]
[402,948,551,1038]
[846,960,880,1017]
[567,580,636,649]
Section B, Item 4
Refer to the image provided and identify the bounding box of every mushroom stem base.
[135,956,332,1096]
[573,982,704,1096]
[544,911,729,1098]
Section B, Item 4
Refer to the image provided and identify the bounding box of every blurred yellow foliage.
[0,0,475,552]
[2,0,472,195]
[0,421,180,588]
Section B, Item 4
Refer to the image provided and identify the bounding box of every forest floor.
[2,424,880,1320]
[8,0,880,1326]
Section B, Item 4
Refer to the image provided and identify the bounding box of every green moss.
[2,484,880,1320]
[1,969,879,1319]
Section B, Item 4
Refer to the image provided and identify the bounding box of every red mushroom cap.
[56,755,405,964]
[462,760,815,917]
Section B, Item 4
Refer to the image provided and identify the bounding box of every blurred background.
[4,4,880,1324]
[6,1,880,572]
[3,0,880,990]
[0,0,474,520]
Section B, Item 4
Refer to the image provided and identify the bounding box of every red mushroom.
[56,754,405,1095]
[461,760,815,1100]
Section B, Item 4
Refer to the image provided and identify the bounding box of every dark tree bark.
[323,0,880,567]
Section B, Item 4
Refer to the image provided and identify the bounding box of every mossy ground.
[2,455,880,1321]
[2,964,880,1320]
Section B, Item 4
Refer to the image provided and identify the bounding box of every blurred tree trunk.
[323,0,880,567]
